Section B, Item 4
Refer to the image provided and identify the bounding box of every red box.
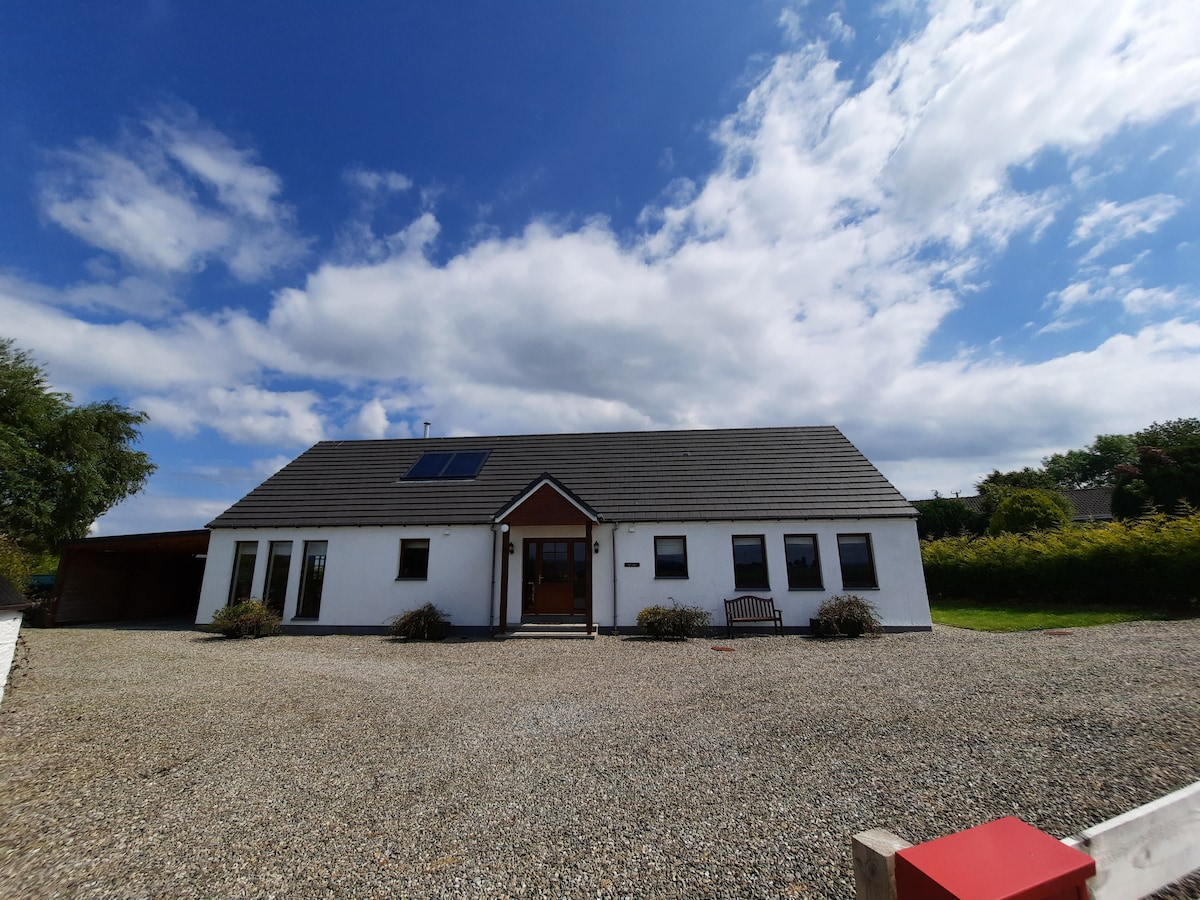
[894,817,1096,900]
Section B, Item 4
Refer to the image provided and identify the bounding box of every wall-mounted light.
[593,541,600,554]
[508,543,515,554]
[500,523,510,533]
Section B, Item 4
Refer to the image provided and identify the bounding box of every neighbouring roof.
[0,574,28,610]
[1066,487,1115,520]
[208,426,916,529]
[914,487,1114,521]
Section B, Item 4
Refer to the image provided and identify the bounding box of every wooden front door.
[523,539,588,615]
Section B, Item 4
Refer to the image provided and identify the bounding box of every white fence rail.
[1063,780,1200,900]
[853,779,1200,900]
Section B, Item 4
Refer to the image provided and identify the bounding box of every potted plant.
[636,602,711,640]
[811,594,882,638]
[387,602,451,640]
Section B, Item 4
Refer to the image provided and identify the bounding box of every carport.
[52,530,209,625]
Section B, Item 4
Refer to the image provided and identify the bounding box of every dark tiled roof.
[209,426,916,528]
[913,487,1113,521]
[1065,486,1114,520]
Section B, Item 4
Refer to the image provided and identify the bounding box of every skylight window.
[403,450,490,480]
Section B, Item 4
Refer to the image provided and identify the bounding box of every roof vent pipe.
[423,421,431,439]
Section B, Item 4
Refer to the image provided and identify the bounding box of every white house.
[195,426,932,635]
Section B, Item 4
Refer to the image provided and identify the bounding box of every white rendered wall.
[0,610,23,708]
[602,519,931,630]
[199,517,931,631]
[197,526,500,629]
[502,518,930,630]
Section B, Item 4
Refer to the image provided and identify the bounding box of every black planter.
[425,621,452,641]
[809,617,862,638]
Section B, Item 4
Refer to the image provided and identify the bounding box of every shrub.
[916,496,986,539]
[814,594,882,637]
[921,512,1200,610]
[209,599,281,638]
[987,488,1070,535]
[637,603,711,640]
[0,532,33,586]
[388,602,450,640]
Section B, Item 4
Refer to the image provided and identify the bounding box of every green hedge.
[921,512,1200,610]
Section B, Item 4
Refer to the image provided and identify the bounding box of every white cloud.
[91,492,233,536]
[1071,194,1184,260]
[136,385,325,446]
[355,398,390,439]
[343,166,413,195]
[1121,286,1182,314]
[9,0,1200,504]
[827,12,854,42]
[779,8,804,43]
[39,107,310,281]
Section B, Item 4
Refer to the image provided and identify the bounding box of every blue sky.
[1,0,1198,535]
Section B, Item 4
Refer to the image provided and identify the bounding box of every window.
[228,541,258,604]
[296,540,328,618]
[403,450,490,479]
[398,538,430,579]
[731,535,769,590]
[784,535,822,590]
[654,536,688,578]
[263,541,293,613]
[837,534,878,589]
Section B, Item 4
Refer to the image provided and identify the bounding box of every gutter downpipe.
[611,521,619,635]
[489,524,499,633]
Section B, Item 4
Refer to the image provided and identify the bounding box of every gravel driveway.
[1,620,1197,899]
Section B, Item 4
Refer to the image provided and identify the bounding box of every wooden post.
[497,530,511,634]
[585,520,594,634]
[853,829,912,900]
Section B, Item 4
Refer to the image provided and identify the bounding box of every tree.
[0,339,155,548]
[973,468,1058,526]
[976,467,1058,492]
[916,494,986,540]
[1112,419,1200,518]
[1134,418,1200,449]
[1112,445,1200,519]
[1042,433,1138,489]
[987,488,1071,535]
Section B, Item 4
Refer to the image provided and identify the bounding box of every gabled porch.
[494,473,600,635]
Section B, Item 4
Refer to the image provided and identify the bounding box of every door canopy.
[494,473,599,527]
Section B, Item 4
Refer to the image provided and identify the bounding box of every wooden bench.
[724,595,783,636]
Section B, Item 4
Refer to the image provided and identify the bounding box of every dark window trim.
[731,533,770,591]
[397,537,431,580]
[783,533,823,591]
[837,532,879,590]
[228,540,258,605]
[295,539,328,619]
[263,540,294,614]
[653,535,689,579]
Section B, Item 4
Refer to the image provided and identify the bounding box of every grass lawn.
[929,600,1176,632]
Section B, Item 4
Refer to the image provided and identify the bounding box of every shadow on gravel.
[60,617,197,632]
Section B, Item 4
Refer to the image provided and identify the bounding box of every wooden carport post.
[497,524,511,634]
[852,829,912,900]
[585,519,593,634]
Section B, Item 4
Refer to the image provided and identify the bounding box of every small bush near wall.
[921,512,1200,610]
[813,594,882,637]
[209,600,281,638]
[637,604,711,640]
[388,602,450,640]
